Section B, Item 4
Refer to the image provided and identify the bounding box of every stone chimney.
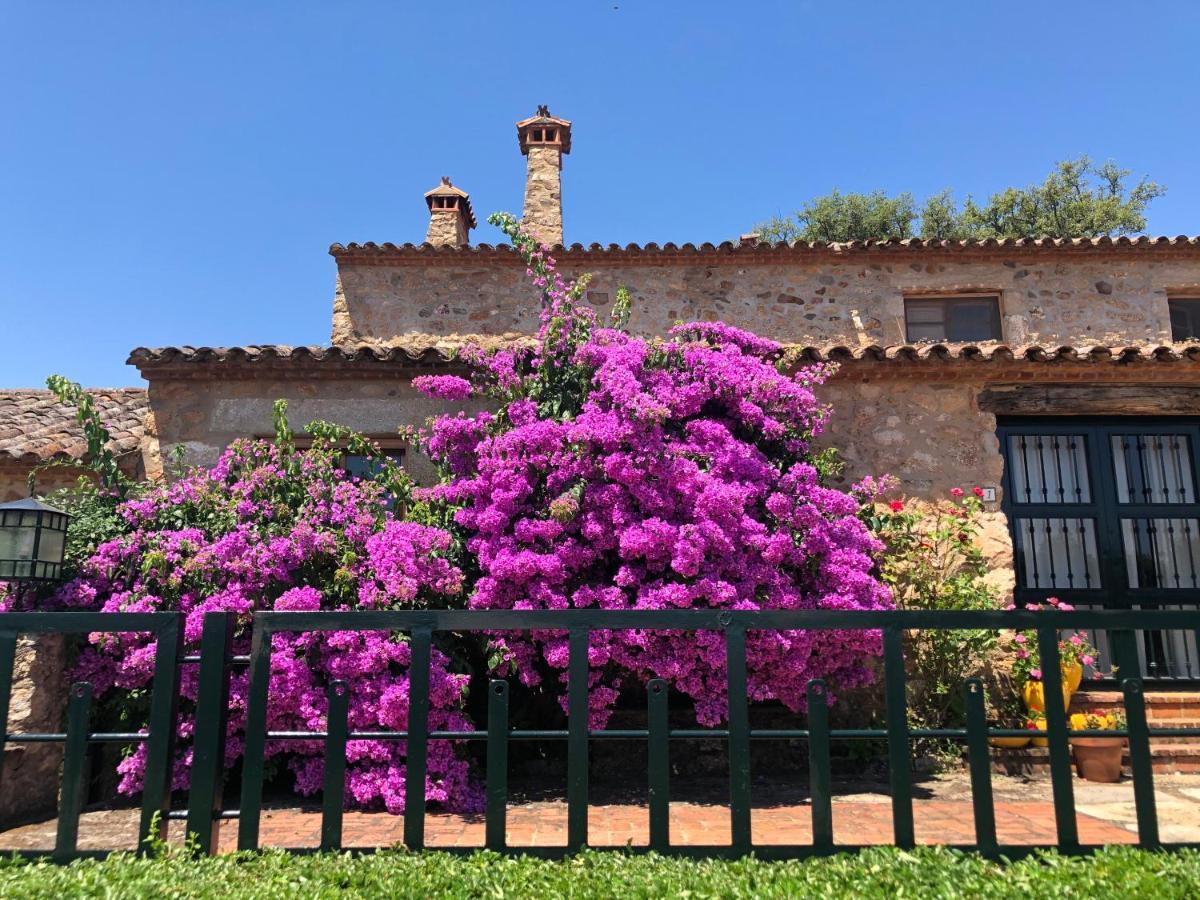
[423,177,476,247]
[516,106,572,246]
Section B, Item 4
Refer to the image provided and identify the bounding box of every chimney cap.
[423,177,476,229]
[516,106,572,155]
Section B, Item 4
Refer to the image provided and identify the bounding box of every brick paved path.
[0,798,1136,854]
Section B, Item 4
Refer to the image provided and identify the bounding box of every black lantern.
[0,497,71,582]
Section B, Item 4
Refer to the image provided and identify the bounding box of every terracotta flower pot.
[1072,737,1125,782]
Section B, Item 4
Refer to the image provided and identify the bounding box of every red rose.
[889,500,905,512]
[973,486,985,498]
[950,487,964,498]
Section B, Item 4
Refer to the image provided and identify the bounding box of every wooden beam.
[979,384,1200,416]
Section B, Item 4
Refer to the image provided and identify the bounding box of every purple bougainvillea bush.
[412,213,893,728]
[9,211,894,814]
[45,432,477,814]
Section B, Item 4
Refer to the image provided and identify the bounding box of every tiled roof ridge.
[330,234,1200,260]
[0,387,147,397]
[128,339,1200,368]
[0,388,149,463]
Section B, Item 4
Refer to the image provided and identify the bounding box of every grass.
[1,847,1199,899]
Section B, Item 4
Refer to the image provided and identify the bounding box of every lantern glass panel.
[37,527,65,563]
[0,524,36,561]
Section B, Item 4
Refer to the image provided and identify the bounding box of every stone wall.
[0,463,89,503]
[817,376,1014,595]
[331,248,1200,347]
[1,635,66,825]
[145,371,490,484]
[425,209,469,248]
[0,454,154,503]
[522,146,563,246]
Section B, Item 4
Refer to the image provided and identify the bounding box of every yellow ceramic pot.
[1064,662,1084,694]
[1022,662,1083,712]
[1022,680,1072,713]
[988,736,1032,749]
[1029,722,1048,748]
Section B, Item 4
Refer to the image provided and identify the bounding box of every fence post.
[237,619,272,851]
[807,679,833,853]
[403,626,433,850]
[54,682,92,862]
[647,678,670,851]
[485,679,509,852]
[138,614,184,854]
[726,623,752,853]
[1036,626,1078,849]
[186,612,233,855]
[883,625,914,848]
[567,627,590,851]
[321,679,349,852]
[1122,677,1159,848]
[0,631,16,803]
[964,677,997,854]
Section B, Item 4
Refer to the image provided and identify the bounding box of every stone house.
[131,109,1200,684]
[5,108,1200,821]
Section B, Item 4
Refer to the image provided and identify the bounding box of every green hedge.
[2,847,1198,899]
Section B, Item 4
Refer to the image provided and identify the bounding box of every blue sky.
[2,1,1198,387]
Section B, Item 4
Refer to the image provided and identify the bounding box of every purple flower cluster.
[43,439,477,813]
[416,214,893,728]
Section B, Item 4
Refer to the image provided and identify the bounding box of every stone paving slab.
[0,800,1137,853]
[3,772,1197,854]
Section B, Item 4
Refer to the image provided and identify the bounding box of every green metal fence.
[0,612,183,861]
[2,608,1200,860]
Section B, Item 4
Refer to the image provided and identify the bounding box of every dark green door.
[998,418,1200,680]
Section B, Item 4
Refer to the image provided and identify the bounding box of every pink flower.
[1029,668,1043,680]
[950,488,964,498]
[972,486,985,498]
[1081,655,1095,667]
[411,375,473,401]
[1014,634,1027,644]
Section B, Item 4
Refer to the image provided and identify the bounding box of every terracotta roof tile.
[330,235,1200,261]
[127,339,1200,371]
[0,389,149,464]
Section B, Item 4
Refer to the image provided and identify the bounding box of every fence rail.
[2,608,1200,860]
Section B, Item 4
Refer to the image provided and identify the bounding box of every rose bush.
[864,485,1000,734]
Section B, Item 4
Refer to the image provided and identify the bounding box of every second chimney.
[516,106,571,246]
[424,177,475,247]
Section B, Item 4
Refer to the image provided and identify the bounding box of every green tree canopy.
[754,157,1164,244]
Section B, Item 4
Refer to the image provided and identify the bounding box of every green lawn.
[2,847,1199,899]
